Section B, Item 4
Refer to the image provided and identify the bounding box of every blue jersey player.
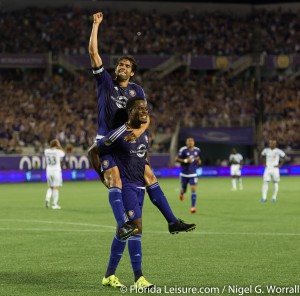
[176,137,201,213]
[98,97,154,289]
[88,12,196,239]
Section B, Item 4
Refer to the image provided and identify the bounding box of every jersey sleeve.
[97,124,127,153]
[279,150,286,158]
[92,66,113,87]
[261,149,266,156]
[136,85,146,99]
[59,150,65,158]
[177,147,185,158]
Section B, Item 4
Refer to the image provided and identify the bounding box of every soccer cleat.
[259,198,267,203]
[102,275,125,288]
[271,198,276,203]
[168,218,196,234]
[52,204,61,209]
[180,194,184,201]
[190,207,197,214]
[134,276,154,290]
[118,223,138,240]
[46,201,49,208]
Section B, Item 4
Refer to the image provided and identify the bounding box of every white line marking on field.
[0,228,106,232]
[0,219,115,229]
[0,219,299,236]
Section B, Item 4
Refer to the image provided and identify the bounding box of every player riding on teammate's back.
[88,11,196,240]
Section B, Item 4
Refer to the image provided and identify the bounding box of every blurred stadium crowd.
[0,6,300,154]
[1,6,300,55]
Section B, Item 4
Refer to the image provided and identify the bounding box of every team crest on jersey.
[102,160,109,169]
[129,90,136,97]
[128,210,135,218]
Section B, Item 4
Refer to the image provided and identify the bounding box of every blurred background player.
[88,12,195,236]
[175,137,201,213]
[98,97,154,289]
[229,148,243,191]
[260,139,286,203]
[44,139,65,209]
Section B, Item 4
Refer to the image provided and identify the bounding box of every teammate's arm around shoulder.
[89,12,103,68]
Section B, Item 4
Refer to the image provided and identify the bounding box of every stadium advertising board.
[0,166,299,183]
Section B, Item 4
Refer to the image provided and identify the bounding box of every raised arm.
[89,12,103,68]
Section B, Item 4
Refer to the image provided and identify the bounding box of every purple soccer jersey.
[93,66,146,135]
[97,124,150,187]
[177,146,201,177]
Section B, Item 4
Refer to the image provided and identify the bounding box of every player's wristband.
[184,159,188,163]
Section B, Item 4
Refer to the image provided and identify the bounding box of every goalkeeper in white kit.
[260,139,286,203]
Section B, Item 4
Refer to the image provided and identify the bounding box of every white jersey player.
[260,139,286,203]
[229,148,243,190]
[44,139,65,209]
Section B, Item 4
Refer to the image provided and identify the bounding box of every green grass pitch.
[0,177,299,296]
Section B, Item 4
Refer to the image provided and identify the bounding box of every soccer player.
[88,12,195,238]
[98,97,154,289]
[175,137,201,213]
[44,139,65,209]
[260,139,286,203]
[229,148,243,191]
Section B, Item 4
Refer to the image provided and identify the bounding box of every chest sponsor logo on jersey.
[130,144,147,158]
[110,95,128,108]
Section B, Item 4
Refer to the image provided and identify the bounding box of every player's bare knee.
[144,167,157,186]
[104,167,122,188]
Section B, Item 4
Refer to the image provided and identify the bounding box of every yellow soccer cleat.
[134,276,154,290]
[102,275,125,288]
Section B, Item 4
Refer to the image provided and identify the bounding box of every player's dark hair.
[126,96,145,113]
[117,55,138,73]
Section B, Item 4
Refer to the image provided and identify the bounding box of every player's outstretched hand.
[124,129,138,143]
[93,12,103,24]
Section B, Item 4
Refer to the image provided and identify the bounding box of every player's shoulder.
[44,148,51,154]
[107,124,128,144]
[128,82,145,97]
[179,146,187,152]
[194,147,201,152]
[276,148,285,154]
[92,66,111,81]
